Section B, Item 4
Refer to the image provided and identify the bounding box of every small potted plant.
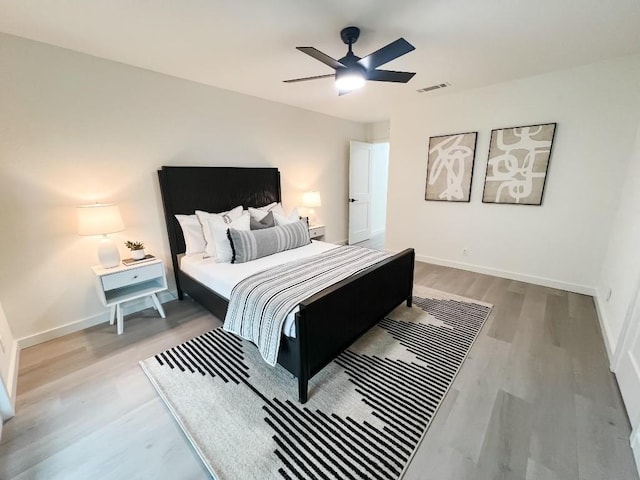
[124,240,145,260]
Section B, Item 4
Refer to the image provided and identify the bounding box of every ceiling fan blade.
[297,47,345,70]
[357,38,415,70]
[283,73,335,83]
[367,69,416,83]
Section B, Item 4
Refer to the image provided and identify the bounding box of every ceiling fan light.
[335,69,365,92]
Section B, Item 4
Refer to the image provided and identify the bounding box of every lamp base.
[307,209,319,226]
[98,236,120,268]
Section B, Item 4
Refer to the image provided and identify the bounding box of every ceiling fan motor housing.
[340,26,361,46]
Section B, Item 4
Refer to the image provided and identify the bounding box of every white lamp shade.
[302,191,322,208]
[77,204,125,236]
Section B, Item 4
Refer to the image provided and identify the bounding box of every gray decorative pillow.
[228,220,311,263]
[250,210,275,230]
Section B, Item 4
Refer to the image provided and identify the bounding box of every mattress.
[180,240,339,337]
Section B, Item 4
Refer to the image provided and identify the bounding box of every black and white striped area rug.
[140,287,492,480]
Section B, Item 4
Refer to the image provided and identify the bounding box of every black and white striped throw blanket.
[223,246,390,366]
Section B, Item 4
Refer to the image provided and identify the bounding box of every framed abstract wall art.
[482,123,557,205]
[425,131,478,202]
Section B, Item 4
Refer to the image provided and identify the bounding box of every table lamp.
[301,191,322,226]
[77,203,125,268]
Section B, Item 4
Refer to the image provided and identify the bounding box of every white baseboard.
[414,253,597,296]
[17,290,177,349]
[593,292,616,367]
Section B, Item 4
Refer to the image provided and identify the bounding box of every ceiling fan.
[283,26,416,95]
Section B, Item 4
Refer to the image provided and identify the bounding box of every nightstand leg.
[116,304,124,335]
[150,293,166,318]
[109,305,116,325]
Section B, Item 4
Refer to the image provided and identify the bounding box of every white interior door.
[349,141,373,244]
[0,300,15,431]
[614,271,640,470]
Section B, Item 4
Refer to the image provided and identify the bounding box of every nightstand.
[309,225,326,241]
[92,258,168,335]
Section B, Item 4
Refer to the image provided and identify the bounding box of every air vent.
[417,82,450,93]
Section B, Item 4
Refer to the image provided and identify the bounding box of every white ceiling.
[1,0,639,123]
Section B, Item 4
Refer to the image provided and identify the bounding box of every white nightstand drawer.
[101,263,163,291]
[309,225,325,240]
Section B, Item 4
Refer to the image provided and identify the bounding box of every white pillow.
[274,207,300,226]
[175,214,206,256]
[196,206,243,258]
[269,203,286,217]
[248,202,278,221]
[207,211,250,263]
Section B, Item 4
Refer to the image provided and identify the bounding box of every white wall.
[366,121,390,143]
[0,33,366,342]
[370,143,389,235]
[597,125,640,356]
[387,55,640,293]
[365,122,391,236]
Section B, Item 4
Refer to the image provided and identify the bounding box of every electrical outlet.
[462,247,469,257]
[606,288,613,302]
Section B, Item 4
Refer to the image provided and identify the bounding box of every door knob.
[348,198,357,203]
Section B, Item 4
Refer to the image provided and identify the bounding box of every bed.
[157,166,415,403]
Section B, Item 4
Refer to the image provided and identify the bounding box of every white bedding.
[180,240,339,337]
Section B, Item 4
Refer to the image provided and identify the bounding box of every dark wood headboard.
[157,166,281,290]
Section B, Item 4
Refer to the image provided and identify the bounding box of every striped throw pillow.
[228,220,311,263]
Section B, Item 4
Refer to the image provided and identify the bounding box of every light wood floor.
[1,261,638,479]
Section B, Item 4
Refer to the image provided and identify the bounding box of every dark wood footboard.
[278,248,415,403]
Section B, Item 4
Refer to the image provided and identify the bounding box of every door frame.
[612,269,640,370]
[611,267,640,470]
